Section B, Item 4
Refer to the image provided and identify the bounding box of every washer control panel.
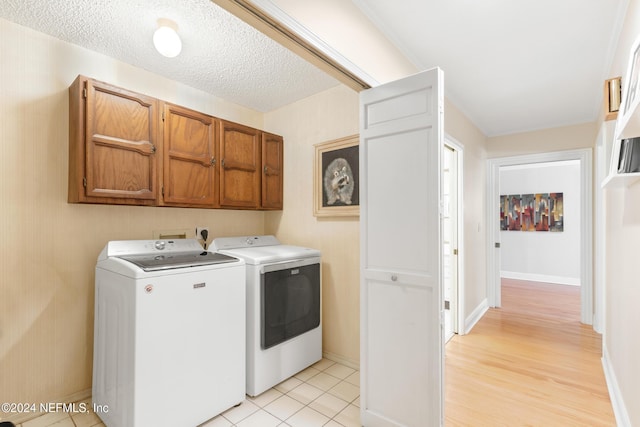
[103,239,204,257]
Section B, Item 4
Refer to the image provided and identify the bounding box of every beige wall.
[264,85,361,365]
[486,122,598,157]
[603,0,640,424]
[0,18,266,410]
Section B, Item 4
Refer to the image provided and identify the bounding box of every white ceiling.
[352,0,628,136]
[0,0,629,136]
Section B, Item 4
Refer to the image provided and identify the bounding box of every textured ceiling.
[353,0,628,136]
[0,0,339,113]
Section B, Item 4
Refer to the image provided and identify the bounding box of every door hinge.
[453,248,458,255]
[495,242,501,248]
[82,177,87,187]
[162,111,165,122]
[82,88,87,98]
[161,186,164,196]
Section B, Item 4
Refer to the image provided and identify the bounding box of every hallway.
[445,279,615,426]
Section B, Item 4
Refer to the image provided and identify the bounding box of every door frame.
[444,135,466,335]
[486,148,593,325]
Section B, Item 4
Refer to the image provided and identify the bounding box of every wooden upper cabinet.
[219,120,261,209]
[68,75,158,205]
[261,132,283,210]
[69,75,283,210]
[161,103,218,207]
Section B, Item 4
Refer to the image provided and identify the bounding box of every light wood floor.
[445,279,615,426]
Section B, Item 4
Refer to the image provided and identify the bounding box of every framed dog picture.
[313,135,359,217]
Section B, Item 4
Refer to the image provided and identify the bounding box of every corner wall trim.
[464,298,489,334]
[602,345,632,427]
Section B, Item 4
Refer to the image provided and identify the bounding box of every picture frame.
[313,135,360,217]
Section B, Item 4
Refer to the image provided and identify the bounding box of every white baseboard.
[602,345,632,427]
[501,271,580,286]
[464,298,489,334]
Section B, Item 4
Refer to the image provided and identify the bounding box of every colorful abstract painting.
[499,192,563,232]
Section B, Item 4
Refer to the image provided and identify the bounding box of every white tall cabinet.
[359,68,444,427]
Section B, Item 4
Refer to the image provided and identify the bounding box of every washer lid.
[117,251,238,272]
[218,245,320,265]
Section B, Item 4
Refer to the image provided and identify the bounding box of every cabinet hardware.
[211,157,216,166]
[221,159,225,168]
[151,145,156,154]
[82,88,87,98]
[264,166,268,174]
[83,177,87,187]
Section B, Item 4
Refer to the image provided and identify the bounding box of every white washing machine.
[212,236,322,397]
[93,239,246,427]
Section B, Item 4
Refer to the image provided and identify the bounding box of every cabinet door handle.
[151,145,156,154]
[210,157,216,166]
[264,165,268,174]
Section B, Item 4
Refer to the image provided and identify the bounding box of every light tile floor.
[12,359,360,427]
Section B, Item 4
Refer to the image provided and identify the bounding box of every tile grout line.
[223,360,359,427]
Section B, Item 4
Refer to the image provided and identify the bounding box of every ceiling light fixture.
[153,19,182,58]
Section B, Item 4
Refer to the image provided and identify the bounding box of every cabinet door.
[161,103,217,207]
[261,132,283,210]
[219,121,260,208]
[74,77,158,204]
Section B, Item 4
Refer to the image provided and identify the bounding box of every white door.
[360,68,444,427]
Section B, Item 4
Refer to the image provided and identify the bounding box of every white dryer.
[212,236,322,397]
[93,239,245,427]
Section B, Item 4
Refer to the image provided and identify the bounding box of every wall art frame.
[313,135,360,217]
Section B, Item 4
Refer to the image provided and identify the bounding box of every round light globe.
[153,26,182,58]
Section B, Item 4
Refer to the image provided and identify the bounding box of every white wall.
[499,160,581,285]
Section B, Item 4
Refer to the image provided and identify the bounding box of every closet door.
[360,68,444,427]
